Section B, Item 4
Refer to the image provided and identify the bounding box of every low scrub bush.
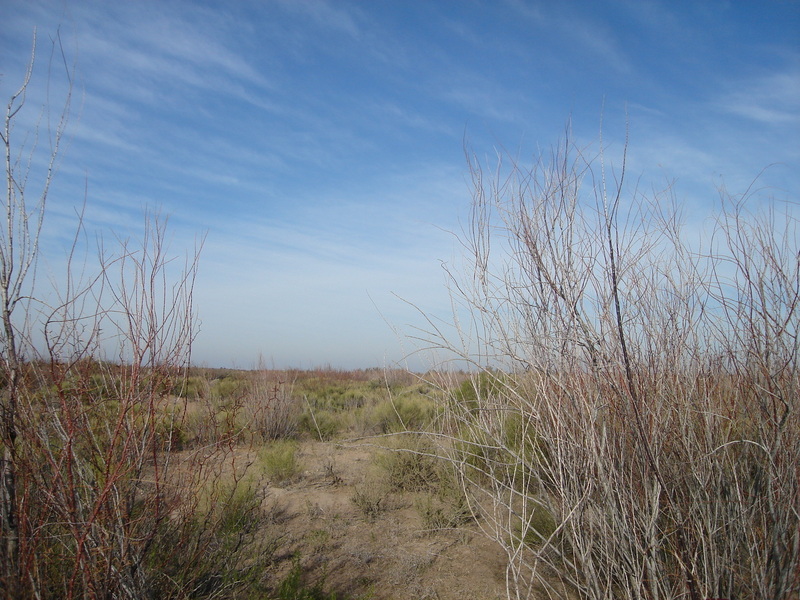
[210,374,248,404]
[415,491,473,532]
[298,378,376,411]
[172,375,210,399]
[350,483,386,520]
[375,436,442,494]
[299,407,343,441]
[274,555,347,600]
[149,478,278,599]
[369,393,437,434]
[259,439,303,484]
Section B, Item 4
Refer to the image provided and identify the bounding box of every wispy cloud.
[273,0,364,39]
[2,0,797,369]
[717,67,800,125]
[505,0,634,75]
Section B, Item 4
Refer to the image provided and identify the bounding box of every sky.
[1,0,798,371]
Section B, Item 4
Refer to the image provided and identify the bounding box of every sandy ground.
[259,439,509,600]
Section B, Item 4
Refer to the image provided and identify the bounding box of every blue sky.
[2,0,798,370]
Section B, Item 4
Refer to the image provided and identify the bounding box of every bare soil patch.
[260,439,508,599]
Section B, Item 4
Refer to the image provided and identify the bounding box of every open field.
[5,364,516,599]
[169,367,509,599]
[10,357,797,599]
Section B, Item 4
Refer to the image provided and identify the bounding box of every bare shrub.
[10,215,209,599]
[245,369,300,442]
[350,483,386,520]
[423,129,799,600]
[2,32,270,599]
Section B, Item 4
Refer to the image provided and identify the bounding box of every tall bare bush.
[13,214,204,598]
[427,130,799,599]
[1,33,275,599]
[246,365,299,442]
[1,30,73,596]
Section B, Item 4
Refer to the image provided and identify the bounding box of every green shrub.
[172,375,209,399]
[274,555,341,600]
[154,405,188,451]
[259,440,302,484]
[413,459,474,531]
[370,394,436,433]
[415,492,473,532]
[299,408,342,441]
[245,380,301,442]
[375,437,441,493]
[501,410,550,492]
[451,370,507,415]
[520,505,558,548]
[148,480,277,599]
[211,374,247,402]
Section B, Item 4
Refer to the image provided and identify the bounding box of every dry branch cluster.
[431,134,799,600]
[0,35,278,600]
